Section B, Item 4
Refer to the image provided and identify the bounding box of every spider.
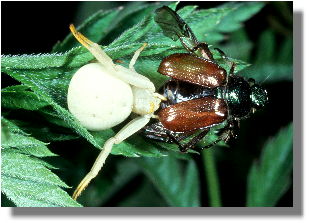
[67,24,165,200]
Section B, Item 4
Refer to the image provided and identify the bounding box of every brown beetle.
[144,6,268,152]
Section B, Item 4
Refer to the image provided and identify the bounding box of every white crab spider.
[67,24,165,200]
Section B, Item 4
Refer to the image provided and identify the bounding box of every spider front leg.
[72,115,152,200]
[70,24,155,91]
[70,24,115,69]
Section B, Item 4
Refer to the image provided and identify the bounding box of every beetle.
[67,25,165,200]
[144,6,268,152]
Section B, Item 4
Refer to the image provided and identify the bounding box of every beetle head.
[250,83,268,109]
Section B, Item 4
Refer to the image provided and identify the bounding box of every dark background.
[2,1,293,207]
[1,1,290,54]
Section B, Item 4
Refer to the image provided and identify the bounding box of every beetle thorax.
[224,75,252,118]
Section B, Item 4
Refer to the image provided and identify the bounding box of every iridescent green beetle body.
[216,75,268,118]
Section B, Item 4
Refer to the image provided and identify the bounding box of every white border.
[1,0,307,222]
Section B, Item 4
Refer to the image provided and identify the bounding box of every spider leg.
[129,43,147,70]
[70,24,115,69]
[72,115,152,200]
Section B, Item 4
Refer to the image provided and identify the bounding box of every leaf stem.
[202,149,221,207]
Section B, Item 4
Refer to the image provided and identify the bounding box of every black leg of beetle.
[213,48,237,75]
[179,129,210,152]
[165,130,197,152]
[165,131,187,151]
[217,119,239,143]
[214,47,227,59]
[199,138,223,150]
[248,78,256,86]
[229,62,236,75]
[199,119,240,151]
[174,131,196,142]
[179,38,195,54]
[182,23,200,46]
[166,129,209,153]
[192,43,215,61]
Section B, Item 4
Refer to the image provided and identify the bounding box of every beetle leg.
[200,138,222,150]
[213,48,237,75]
[200,119,240,150]
[166,129,209,153]
[180,129,210,152]
[229,62,236,75]
[192,43,215,61]
[72,115,152,200]
[143,121,174,143]
[214,47,227,59]
[144,121,195,144]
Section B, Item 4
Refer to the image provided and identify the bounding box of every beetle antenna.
[261,73,272,84]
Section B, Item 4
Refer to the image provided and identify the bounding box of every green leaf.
[1,47,91,69]
[240,63,293,83]
[52,2,163,53]
[2,149,64,186]
[4,118,79,143]
[239,30,292,83]
[1,119,81,207]
[277,38,293,64]
[52,9,121,52]
[78,158,140,206]
[2,175,80,207]
[19,125,78,142]
[119,179,167,206]
[39,107,72,128]
[202,149,221,207]
[91,130,165,157]
[99,2,167,46]
[138,156,200,207]
[2,133,56,157]
[255,30,275,64]
[216,2,265,32]
[2,85,49,110]
[216,28,253,62]
[246,123,293,206]
[1,118,55,157]
[1,117,28,136]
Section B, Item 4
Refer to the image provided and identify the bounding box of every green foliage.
[52,9,121,52]
[138,155,200,207]
[1,2,253,159]
[119,179,167,206]
[1,2,292,207]
[78,158,141,206]
[216,2,265,32]
[238,29,293,83]
[246,123,293,206]
[1,85,49,110]
[1,119,81,207]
